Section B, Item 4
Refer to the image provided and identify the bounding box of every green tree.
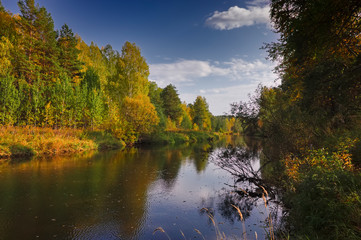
[110,41,149,99]
[160,84,183,123]
[0,1,4,12]
[148,81,166,129]
[81,69,104,128]
[267,0,361,130]
[17,0,60,83]
[211,116,227,132]
[30,77,45,126]
[192,96,212,130]
[0,3,17,44]
[0,75,20,125]
[57,24,82,82]
[86,88,104,129]
[17,79,32,125]
[180,112,192,129]
[82,67,100,91]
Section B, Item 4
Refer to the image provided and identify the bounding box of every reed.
[153,227,171,240]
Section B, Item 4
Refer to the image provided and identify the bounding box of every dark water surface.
[0,137,283,240]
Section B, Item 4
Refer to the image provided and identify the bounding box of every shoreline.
[0,126,222,159]
[0,126,125,159]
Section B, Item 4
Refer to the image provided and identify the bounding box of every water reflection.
[0,137,283,240]
[211,136,284,235]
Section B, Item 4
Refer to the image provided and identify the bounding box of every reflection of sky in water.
[0,142,282,240]
[145,150,275,240]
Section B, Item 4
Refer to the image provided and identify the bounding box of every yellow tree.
[226,117,236,133]
[76,36,109,86]
[122,94,159,139]
[0,36,12,76]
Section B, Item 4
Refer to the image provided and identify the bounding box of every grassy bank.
[0,126,125,158]
[0,126,222,158]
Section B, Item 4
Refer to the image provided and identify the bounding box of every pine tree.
[160,84,183,123]
[57,24,82,82]
[17,0,38,83]
[17,0,60,83]
[0,1,4,12]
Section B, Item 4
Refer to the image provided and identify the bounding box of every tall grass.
[0,126,124,158]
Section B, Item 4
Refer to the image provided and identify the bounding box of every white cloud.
[149,58,275,87]
[149,60,229,87]
[246,0,270,6]
[205,5,270,30]
[226,58,275,82]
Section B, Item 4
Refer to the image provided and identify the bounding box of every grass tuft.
[0,126,124,158]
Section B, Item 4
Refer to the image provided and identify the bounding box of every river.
[0,136,283,240]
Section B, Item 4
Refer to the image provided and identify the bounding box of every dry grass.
[0,126,98,158]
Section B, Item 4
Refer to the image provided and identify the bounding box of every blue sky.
[2,0,279,115]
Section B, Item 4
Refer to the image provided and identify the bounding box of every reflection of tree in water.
[191,144,212,173]
[211,141,283,229]
[158,149,183,188]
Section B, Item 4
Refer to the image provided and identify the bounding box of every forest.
[0,0,242,157]
[230,0,361,238]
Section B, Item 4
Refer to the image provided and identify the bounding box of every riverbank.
[141,129,220,145]
[0,126,221,159]
[0,126,125,158]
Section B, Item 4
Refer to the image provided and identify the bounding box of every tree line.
[0,0,241,144]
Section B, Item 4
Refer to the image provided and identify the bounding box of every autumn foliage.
[0,0,225,148]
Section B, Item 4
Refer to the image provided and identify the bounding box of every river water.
[0,137,283,240]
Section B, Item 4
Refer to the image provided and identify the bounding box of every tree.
[160,84,183,123]
[0,36,13,76]
[57,24,82,82]
[192,96,212,130]
[180,112,192,129]
[180,103,192,130]
[17,0,60,83]
[0,75,20,125]
[226,117,236,133]
[0,3,17,43]
[112,41,149,99]
[0,1,4,12]
[101,44,118,77]
[267,0,361,127]
[81,67,100,91]
[122,94,159,137]
[81,69,104,128]
[148,81,166,129]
